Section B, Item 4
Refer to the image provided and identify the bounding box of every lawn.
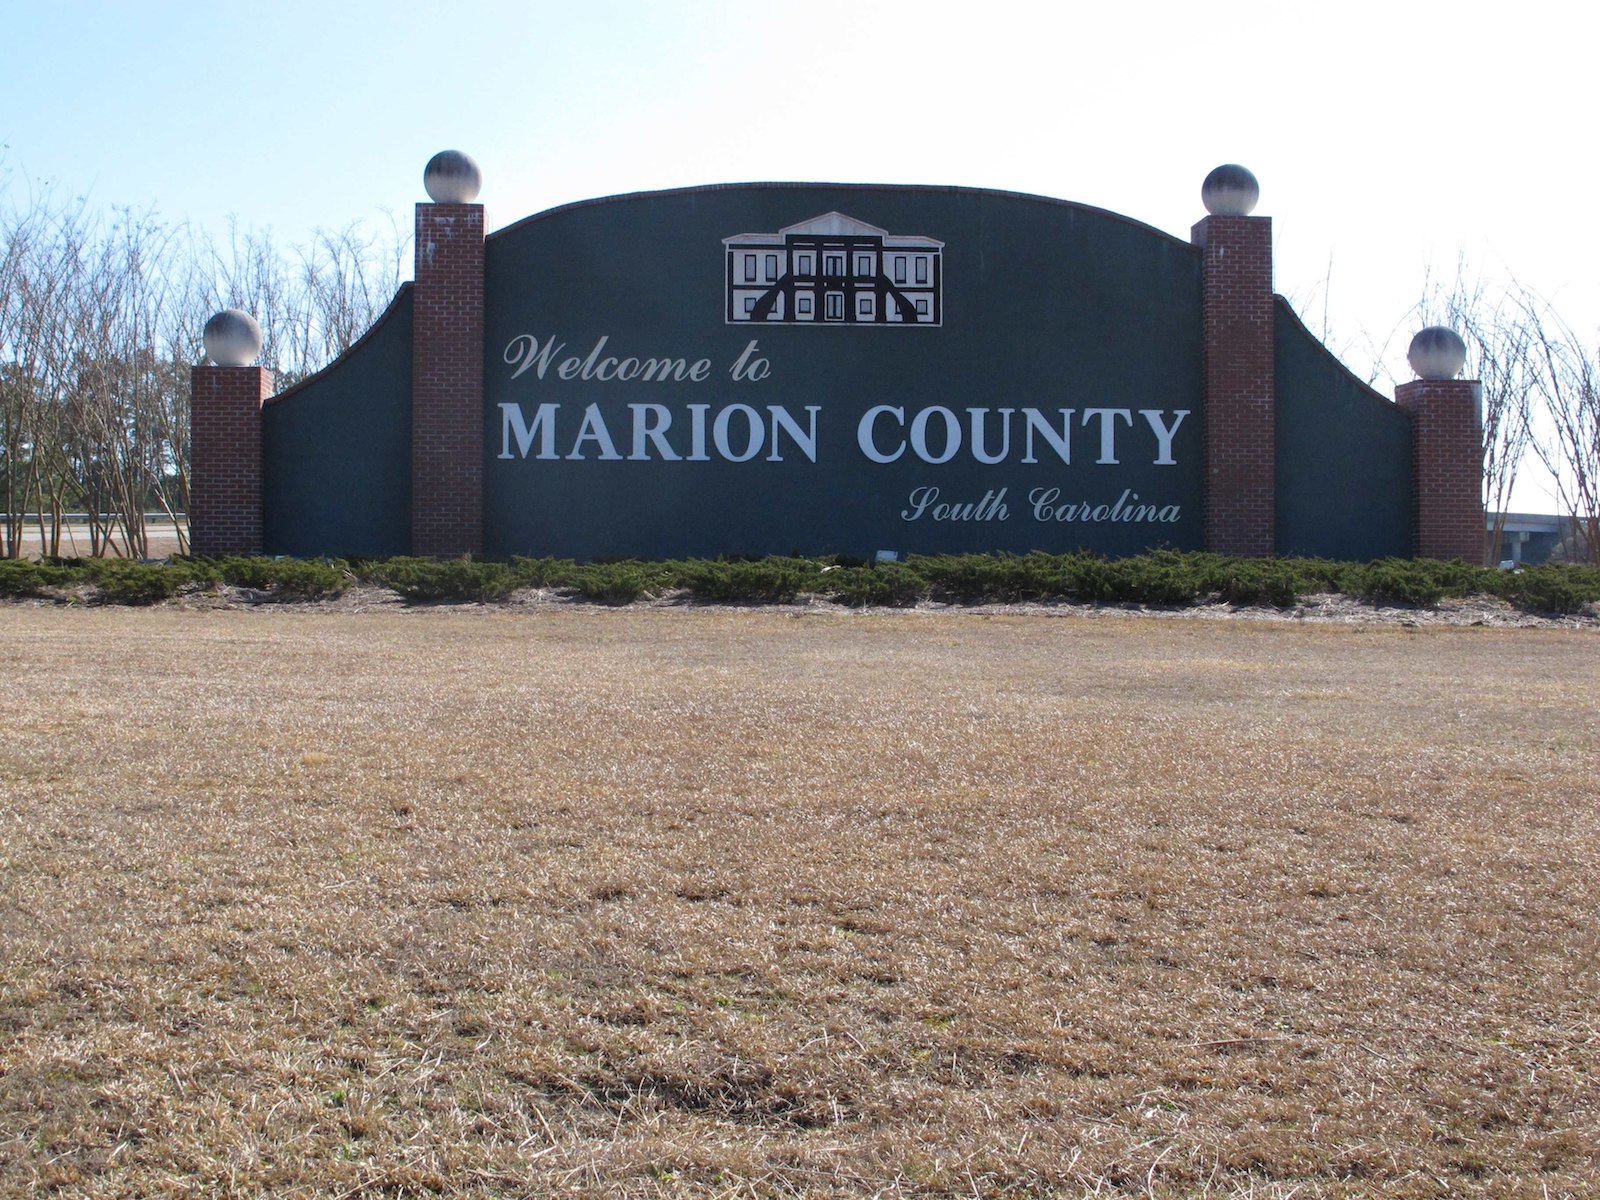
[1,606,1596,1197]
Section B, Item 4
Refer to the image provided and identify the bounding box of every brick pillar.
[411,201,485,556]
[1395,379,1484,561]
[189,366,273,556]
[1191,215,1275,557]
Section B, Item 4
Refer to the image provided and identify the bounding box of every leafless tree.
[1518,296,1599,563]
[1416,267,1538,564]
[2,166,408,559]
[1,188,89,558]
[0,193,31,558]
[211,214,407,388]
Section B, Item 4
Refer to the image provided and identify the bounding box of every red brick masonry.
[190,365,274,556]
[411,201,485,557]
[1192,215,1275,558]
[1395,379,1485,561]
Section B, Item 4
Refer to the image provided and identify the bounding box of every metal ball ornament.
[202,308,263,367]
[1407,327,1468,380]
[424,150,482,204]
[1201,164,1261,216]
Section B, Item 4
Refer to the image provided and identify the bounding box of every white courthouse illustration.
[724,212,943,326]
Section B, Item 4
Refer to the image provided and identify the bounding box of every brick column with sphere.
[1397,327,1485,561]
[190,309,273,556]
[411,150,486,557]
[1191,164,1275,558]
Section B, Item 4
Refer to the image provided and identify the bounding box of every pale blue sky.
[2,0,1594,504]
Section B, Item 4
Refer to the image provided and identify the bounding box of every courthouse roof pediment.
[778,211,889,238]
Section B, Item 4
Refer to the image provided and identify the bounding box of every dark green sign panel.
[483,185,1204,560]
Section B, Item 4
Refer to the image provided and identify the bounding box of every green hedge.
[0,559,75,598]
[826,561,927,607]
[81,559,201,605]
[1493,562,1600,615]
[4,551,1598,615]
[356,557,515,603]
[673,557,821,603]
[208,556,348,600]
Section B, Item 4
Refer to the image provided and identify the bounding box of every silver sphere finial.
[424,150,482,203]
[203,308,263,367]
[1201,164,1260,216]
[1407,326,1468,380]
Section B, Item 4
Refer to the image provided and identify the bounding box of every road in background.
[11,523,184,561]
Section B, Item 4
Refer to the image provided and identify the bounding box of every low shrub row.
[4,551,1599,615]
[209,555,348,599]
[0,555,348,604]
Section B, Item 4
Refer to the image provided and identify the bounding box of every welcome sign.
[481,185,1205,560]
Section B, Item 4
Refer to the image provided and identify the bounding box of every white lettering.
[729,340,771,382]
[1021,408,1074,464]
[628,404,680,461]
[968,408,1014,465]
[498,401,560,459]
[902,485,940,521]
[504,334,565,381]
[566,404,623,460]
[501,335,726,387]
[766,406,821,463]
[1082,408,1133,464]
[713,404,764,462]
[579,336,610,380]
[1029,487,1182,524]
[686,404,711,461]
[901,486,1010,522]
[910,406,961,464]
[639,356,691,381]
[859,405,906,463]
[1141,408,1188,465]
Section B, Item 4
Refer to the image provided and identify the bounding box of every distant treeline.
[0,176,406,559]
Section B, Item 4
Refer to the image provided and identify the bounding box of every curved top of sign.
[256,175,1419,566]
[488,181,1191,251]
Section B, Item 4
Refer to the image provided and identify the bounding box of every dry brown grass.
[0,605,1596,1198]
